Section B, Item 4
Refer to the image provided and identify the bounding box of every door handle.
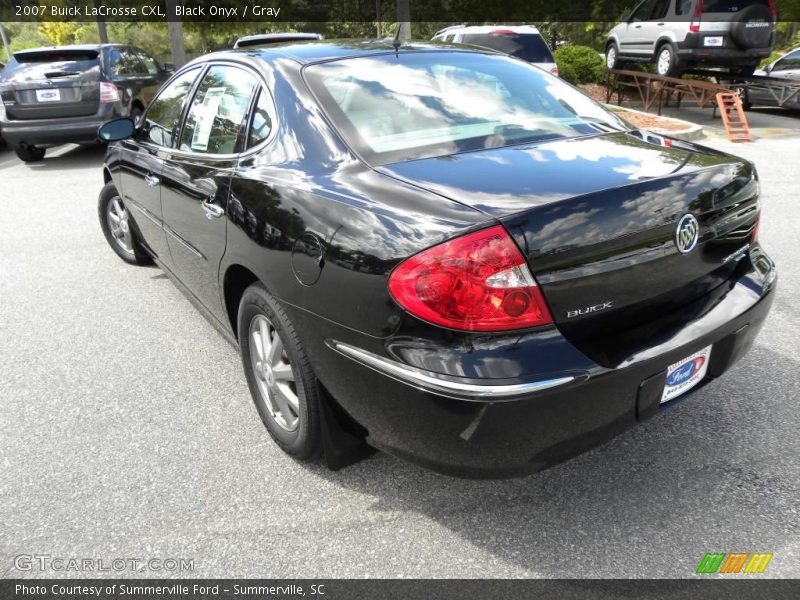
[635,24,642,28]
[144,174,159,187]
[201,199,224,219]
[657,22,665,26]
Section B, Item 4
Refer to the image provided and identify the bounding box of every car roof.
[12,43,132,56]
[435,24,542,36]
[207,40,488,67]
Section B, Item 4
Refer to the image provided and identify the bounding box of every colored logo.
[675,214,699,254]
[696,552,773,574]
[666,356,705,386]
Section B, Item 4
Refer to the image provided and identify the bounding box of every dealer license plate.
[661,345,712,404]
[36,88,61,102]
[704,36,724,47]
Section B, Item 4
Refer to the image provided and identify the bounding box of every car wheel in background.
[734,85,752,110]
[655,43,680,78]
[238,282,322,460]
[97,181,151,265]
[130,106,143,127]
[731,65,757,77]
[606,42,620,70]
[14,145,46,163]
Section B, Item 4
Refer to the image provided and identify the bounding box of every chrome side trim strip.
[126,198,161,228]
[163,224,205,260]
[328,340,575,401]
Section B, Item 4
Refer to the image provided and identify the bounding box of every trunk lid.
[0,48,102,120]
[381,132,759,366]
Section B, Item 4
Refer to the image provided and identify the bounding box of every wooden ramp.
[716,92,751,143]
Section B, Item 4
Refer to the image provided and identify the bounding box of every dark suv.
[0,44,170,162]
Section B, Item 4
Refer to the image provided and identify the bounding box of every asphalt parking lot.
[1,127,799,579]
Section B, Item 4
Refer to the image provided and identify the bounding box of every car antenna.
[392,22,402,53]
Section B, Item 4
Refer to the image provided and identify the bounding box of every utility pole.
[94,0,109,44]
[396,0,410,42]
[164,0,187,67]
[0,23,11,62]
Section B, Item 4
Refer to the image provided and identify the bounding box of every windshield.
[305,52,627,165]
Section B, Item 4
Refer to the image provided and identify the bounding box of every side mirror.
[163,63,175,74]
[764,63,773,74]
[98,118,135,142]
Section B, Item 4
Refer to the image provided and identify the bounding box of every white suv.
[606,0,776,77]
[432,25,559,76]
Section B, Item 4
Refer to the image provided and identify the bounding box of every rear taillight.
[550,66,560,76]
[690,0,703,32]
[388,225,554,332]
[100,82,120,103]
[768,0,778,20]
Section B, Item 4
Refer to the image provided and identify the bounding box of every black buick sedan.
[97,41,776,478]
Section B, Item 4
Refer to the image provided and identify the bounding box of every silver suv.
[606,0,777,77]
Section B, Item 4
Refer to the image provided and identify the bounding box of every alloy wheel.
[606,46,616,70]
[657,48,672,76]
[106,196,134,255]
[249,314,299,432]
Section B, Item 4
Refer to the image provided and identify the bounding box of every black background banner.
[1,0,799,23]
[3,579,800,600]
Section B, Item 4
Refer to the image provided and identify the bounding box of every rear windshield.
[702,0,770,13]
[460,33,554,63]
[3,50,100,81]
[305,52,626,165]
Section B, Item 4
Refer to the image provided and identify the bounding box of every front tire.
[606,42,620,70]
[655,43,680,77]
[238,282,322,460]
[98,182,151,265]
[14,145,45,162]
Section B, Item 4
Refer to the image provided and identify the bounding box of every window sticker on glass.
[191,87,226,151]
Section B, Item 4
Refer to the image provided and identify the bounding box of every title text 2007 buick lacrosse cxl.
[97,41,776,478]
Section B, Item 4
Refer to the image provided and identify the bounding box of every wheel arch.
[653,36,677,61]
[223,263,260,339]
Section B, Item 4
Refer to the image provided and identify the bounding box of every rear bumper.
[0,103,121,147]
[677,33,772,66]
[302,246,776,478]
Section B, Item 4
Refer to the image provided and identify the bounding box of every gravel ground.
[0,132,798,579]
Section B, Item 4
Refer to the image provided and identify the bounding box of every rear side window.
[460,33,554,63]
[143,68,200,147]
[247,89,275,149]
[135,50,161,75]
[702,0,769,12]
[179,66,258,154]
[2,50,100,81]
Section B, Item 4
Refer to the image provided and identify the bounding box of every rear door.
[159,64,259,321]
[118,67,202,266]
[0,48,101,120]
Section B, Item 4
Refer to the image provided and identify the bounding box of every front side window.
[305,52,627,165]
[773,50,800,72]
[142,68,200,147]
[179,66,258,154]
[136,50,161,75]
[631,0,658,20]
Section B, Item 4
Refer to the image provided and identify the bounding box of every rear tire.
[130,105,143,127]
[14,145,45,163]
[238,282,322,460]
[98,181,151,265]
[655,43,680,78]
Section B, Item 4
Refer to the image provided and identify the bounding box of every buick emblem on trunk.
[675,214,699,254]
